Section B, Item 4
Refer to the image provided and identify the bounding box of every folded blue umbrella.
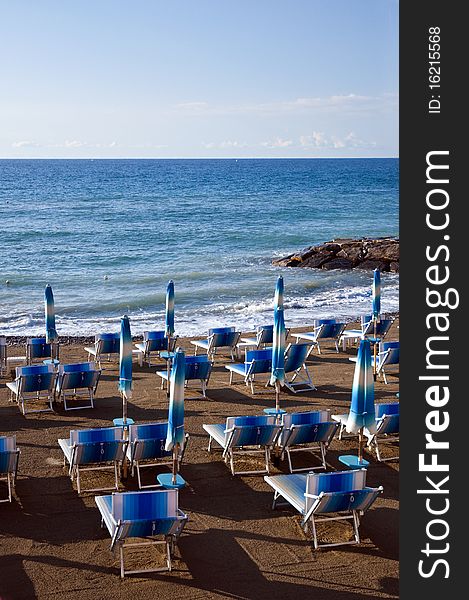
[118,315,132,422]
[372,269,381,320]
[165,348,186,452]
[165,280,175,339]
[44,284,58,344]
[270,276,286,411]
[346,339,376,435]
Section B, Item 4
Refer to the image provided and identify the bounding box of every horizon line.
[0,155,399,160]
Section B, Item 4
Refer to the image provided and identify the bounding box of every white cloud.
[202,140,248,149]
[260,137,293,149]
[11,140,41,148]
[299,131,375,149]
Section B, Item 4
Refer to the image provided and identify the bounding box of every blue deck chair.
[292,320,346,354]
[340,315,394,350]
[26,337,55,364]
[55,362,101,411]
[0,435,20,503]
[191,327,241,362]
[236,324,274,356]
[365,402,399,462]
[225,348,272,394]
[84,333,120,368]
[278,410,338,472]
[58,427,127,494]
[95,489,188,578]
[264,469,383,549]
[134,330,168,367]
[156,354,213,399]
[203,415,282,475]
[126,422,189,489]
[376,341,399,384]
[283,343,316,393]
[6,364,56,415]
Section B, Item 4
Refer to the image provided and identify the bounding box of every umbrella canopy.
[44,285,58,344]
[118,315,132,422]
[165,348,186,452]
[165,280,175,339]
[270,277,286,411]
[346,339,376,435]
[372,268,381,320]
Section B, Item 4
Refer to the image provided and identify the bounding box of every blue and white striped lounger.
[278,410,338,472]
[292,320,346,355]
[126,422,189,489]
[366,402,399,462]
[95,489,188,578]
[0,435,20,503]
[203,415,282,476]
[225,349,272,394]
[55,362,101,411]
[84,333,120,369]
[264,469,383,549]
[191,327,241,362]
[58,427,127,495]
[156,354,213,399]
[6,364,56,415]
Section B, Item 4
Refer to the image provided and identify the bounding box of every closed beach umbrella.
[372,268,381,377]
[165,280,175,348]
[118,315,132,424]
[165,347,186,483]
[270,276,286,412]
[44,284,58,344]
[372,268,381,319]
[346,339,376,461]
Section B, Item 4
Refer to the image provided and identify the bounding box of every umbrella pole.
[358,427,364,463]
[172,443,179,485]
[275,381,280,413]
[122,392,129,478]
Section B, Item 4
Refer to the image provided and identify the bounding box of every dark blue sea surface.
[0,158,399,335]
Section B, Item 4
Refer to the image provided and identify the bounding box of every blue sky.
[0,0,398,158]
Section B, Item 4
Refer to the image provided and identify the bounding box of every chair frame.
[84,334,120,369]
[204,418,282,476]
[156,356,213,400]
[7,365,56,415]
[191,328,241,362]
[279,418,338,473]
[293,321,346,355]
[266,470,383,549]
[0,440,20,503]
[283,343,316,393]
[376,342,399,384]
[55,363,101,411]
[129,432,189,490]
[226,349,272,395]
[134,331,169,367]
[96,490,188,578]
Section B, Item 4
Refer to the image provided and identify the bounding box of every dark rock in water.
[322,257,354,270]
[272,237,399,272]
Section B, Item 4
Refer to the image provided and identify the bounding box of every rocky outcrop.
[273,237,399,272]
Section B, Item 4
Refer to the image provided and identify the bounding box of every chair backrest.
[210,330,239,349]
[111,490,182,538]
[95,333,120,354]
[282,410,330,428]
[284,343,310,373]
[58,362,100,391]
[143,330,168,352]
[70,426,123,444]
[0,435,17,474]
[364,318,393,338]
[360,315,374,335]
[245,349,272,374]
[379,341,400,367]
[280,411,334,446]
[256,325,274,345]
[128,422,171,461]
[15,364,55,392]
[375,402,400,435]
[225,415,279,447]
[306,469,367,496]
[375,402,399,418]
[184,355,212,380]
[0,336,6,359]
[27,337,51,359]
[313,320,345,340]
[209,327,235,335]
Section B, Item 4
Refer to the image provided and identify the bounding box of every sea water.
[0,158,398,336]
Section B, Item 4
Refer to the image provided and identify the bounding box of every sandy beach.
[0,320,399,600]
